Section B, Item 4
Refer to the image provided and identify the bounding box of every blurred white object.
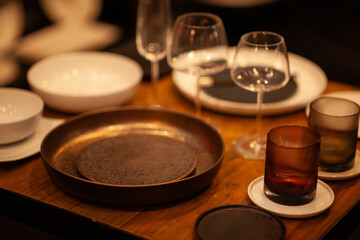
[40,0,103,22]
[0,58,20,86]
[0,88,44,144]
[15,0,121,64]
[0,0,25,52]
[27,51,143,113]
[0,0,25,85]
[196,0,279,7]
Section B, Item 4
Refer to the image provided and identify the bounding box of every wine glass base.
[232,135,267,160]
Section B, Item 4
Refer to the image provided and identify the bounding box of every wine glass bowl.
[167,12,228,116]
[232,32,290,92]
[231,31,290,159]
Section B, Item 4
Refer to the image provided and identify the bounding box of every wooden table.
[1,76,360,239]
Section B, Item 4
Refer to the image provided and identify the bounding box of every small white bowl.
[27,51,143,113]
[0,88,44,144]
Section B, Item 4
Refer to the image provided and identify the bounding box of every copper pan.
[41,106,224,205]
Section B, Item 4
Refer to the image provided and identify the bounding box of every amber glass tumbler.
[264,126,321,205]
[309,97,359,172]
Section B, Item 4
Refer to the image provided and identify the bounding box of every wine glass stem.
[256,90,264,139]
[151,60,159,104]
[195,75,202,117]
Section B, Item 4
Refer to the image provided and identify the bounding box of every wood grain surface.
[1,76,360,240]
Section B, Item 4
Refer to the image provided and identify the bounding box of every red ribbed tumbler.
[264,126,321,205]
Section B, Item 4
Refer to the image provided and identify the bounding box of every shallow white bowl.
[0,88,44,144]
[27,51,143,113]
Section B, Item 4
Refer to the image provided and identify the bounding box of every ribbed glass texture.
[264,126,321,205]
[309,97,359,172]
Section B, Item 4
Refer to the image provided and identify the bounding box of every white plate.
[318,150,360,181]
[305,91,360,138]
[172,49,328,116]
[247,176,334,218]
[0,117,63,162]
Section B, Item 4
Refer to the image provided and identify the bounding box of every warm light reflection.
[252,68,258,76]
[72,68,79,78]
[188,51,195,59]
[63,72,70,80]
[200,76,214,87]
[54,122,189,159]
[91,71,98,82]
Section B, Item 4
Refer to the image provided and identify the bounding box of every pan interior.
[50,121,216,185]
[76,133,198,185]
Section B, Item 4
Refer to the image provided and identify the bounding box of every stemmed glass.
[136,0,171,105]
[167,12,228,117]
[231,31,290,159]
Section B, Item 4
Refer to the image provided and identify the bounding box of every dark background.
[7,0,360,87]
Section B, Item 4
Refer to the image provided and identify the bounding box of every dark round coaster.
[76,134,197,185]
[195,205,286,240]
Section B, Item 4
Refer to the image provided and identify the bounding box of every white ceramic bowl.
[0,88,44,144]
[27,51,143,113]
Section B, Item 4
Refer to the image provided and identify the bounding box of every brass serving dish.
[41,107,224,205]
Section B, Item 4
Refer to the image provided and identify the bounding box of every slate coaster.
[203,70,297,103]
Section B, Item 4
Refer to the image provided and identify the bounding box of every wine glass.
[136,0,171,105]
[167,12,228,117]
[231,31,290,159]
